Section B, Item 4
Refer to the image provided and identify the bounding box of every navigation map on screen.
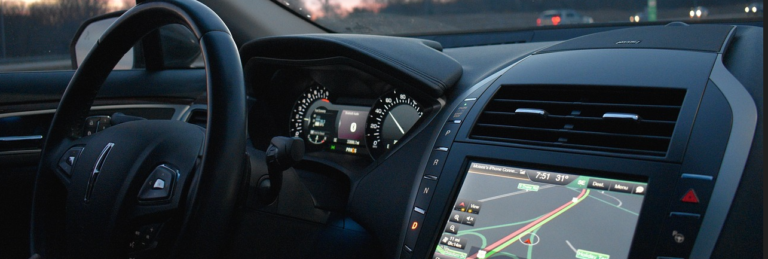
[433,162,647,259]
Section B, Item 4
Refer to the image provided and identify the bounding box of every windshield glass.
[276,0,763,35]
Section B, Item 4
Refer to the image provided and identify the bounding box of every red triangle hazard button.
[681,189,700,203]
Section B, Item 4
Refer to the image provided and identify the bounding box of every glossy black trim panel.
[690,54,758,258]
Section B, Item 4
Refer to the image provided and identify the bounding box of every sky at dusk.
[2,0,132,13]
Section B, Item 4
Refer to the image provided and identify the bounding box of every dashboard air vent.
[471,85,686,156]
[186,109,207,128]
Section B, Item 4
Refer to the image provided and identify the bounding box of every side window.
[72,21,203,70]
[74,17,135,70]
[1,1,202,73]
[0,0,135,72]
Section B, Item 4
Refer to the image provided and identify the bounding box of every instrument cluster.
[290,84,424,159]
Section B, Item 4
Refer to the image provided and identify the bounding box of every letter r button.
[424,150,448,178]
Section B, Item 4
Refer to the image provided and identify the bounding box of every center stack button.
[434,122,460,148]
[424,150,448,178]
[414,178,438,210]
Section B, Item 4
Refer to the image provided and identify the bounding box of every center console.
[398,25,753,259]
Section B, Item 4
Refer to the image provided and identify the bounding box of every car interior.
[0,0,762,258]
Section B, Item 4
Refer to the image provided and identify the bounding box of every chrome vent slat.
[471,135,668,156]
[493,99,682,109]
[471,85,686,156]
[474,123,672,140]
[482,111,676,124]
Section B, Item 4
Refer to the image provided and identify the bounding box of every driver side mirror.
[71,11,203,70]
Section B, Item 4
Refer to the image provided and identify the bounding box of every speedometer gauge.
[366,89,423,158]
[290,84,330,141]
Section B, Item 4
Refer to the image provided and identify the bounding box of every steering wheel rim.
[30,1,246,258]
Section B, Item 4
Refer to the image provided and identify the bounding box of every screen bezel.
[411,145,682,259]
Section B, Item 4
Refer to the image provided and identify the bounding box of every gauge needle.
[389,113,405,134]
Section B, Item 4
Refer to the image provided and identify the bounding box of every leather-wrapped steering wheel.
[30,0,246,258]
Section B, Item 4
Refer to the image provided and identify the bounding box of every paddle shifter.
[262,136,304,203]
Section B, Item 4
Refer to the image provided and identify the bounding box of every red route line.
[467,188,587,259]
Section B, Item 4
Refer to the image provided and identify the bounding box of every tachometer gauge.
[290,84,331,142]
[366,89,423,158]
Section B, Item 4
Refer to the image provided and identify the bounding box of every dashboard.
[233,24,763,259]
[0,13,761,259]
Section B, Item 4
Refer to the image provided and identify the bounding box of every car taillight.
[536,18,541,26]
[551,16,561,25]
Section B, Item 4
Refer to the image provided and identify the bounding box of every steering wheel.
[30,1,246,258]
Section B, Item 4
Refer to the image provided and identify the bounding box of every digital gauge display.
[290,84,369,155]
[290,84,330,139]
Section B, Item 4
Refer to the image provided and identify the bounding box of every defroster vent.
[471,85,686,156]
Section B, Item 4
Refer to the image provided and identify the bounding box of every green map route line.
[460,215,543,233]
[456,215,545,248]
[525,227,541,259]
[467,188,591,259]
[567,187,639,216]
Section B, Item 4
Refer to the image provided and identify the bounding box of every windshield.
[276,0,763,35]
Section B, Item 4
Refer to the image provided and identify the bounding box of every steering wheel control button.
[129,223,162,253]
[57,147,84,176]
[414,179,437,210]
[153,179,166,189]
[424,150,449,178]
[83,116,111,136]
[404,212,425,250]
[434,122,460,149]
[138,165,178,201]
[449,99,476,123]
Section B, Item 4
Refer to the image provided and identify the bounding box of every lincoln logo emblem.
[84,143,114,202]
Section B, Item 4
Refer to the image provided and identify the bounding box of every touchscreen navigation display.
[433,162,647,259]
